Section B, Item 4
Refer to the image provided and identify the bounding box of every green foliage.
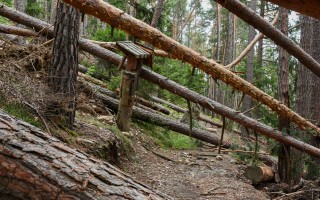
[134,120,199,149]
[0,94,43,128]
[91,26,126,42]
[26,0,44,18]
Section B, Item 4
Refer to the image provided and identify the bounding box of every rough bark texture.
[264,0,320,20]
[0,109,170,199]
[295,17,320,179]
[49,2,80,128]
[61,0,320,135]
[277,7,291,184]
[241,0,256,138]
[214,0,320,79]
[150,0,165,28]
[2,6,319,157]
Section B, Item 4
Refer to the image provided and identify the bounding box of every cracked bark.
[0,109,170,199]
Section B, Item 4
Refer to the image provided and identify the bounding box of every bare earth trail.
[122,130,269,200]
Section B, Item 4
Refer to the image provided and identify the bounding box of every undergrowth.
[133,120,200,150]
[0,93,43,128]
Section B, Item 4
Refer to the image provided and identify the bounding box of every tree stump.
[244,165,274,184]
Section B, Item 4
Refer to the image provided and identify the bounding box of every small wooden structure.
[116,41,151,131]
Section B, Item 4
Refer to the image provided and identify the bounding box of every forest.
[0,0,319,199]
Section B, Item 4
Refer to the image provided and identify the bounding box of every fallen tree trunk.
[244,166,274,184]
[1,6,319,157]
[150,96,223,127]
[80,74,171,115]
[214,0,320,77]
[0,110,170,199]
[140,68,320,157]
[60,0,320,134]
[264,0,320,20]
[0,23,36,37]
[81,80,231,148]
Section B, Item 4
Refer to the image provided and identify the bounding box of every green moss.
[133,120,199,150]
[0,93,43,128]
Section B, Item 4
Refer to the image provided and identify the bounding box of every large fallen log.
[140,68,320,157]
[0,110,170,199]
[60,0,320,134]
[81,80,231,148]
[264,0,320,20]
[1,6,319,157]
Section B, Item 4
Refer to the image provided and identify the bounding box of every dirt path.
[122,130,269,200]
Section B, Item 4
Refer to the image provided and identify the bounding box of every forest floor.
[1,42,319,200]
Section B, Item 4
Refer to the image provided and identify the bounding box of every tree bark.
[241,0,256,138]
[150,0,165,28]
[0,109,170,199]
[264,0,320,20]
[13,0,26,12]
[60,0,320,135]
[49,2,80,128]
[277,7,291,184]
[2,6,320,157]
[244,166,274,184]
[214,0,320,79]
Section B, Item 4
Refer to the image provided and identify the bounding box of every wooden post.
[116,41,150,131]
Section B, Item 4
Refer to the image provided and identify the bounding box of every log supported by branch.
[59,0,320,134]
[1,6,319,157]
[81,80,231,148]
[0,110,170,199]
[264,0,320,20]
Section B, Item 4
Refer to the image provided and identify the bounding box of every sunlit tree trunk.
[277,7,291,184]
[49,2,80,128]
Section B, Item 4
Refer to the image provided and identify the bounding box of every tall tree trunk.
[294,16,313,183]
[257,0,265,66]
[306,18,320,179]
[241,0,256,137]
[150,0,165,28]
[49,2,80,128]
[50,0,58,24]
[13,0,26,12]
[277,7,291,184]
